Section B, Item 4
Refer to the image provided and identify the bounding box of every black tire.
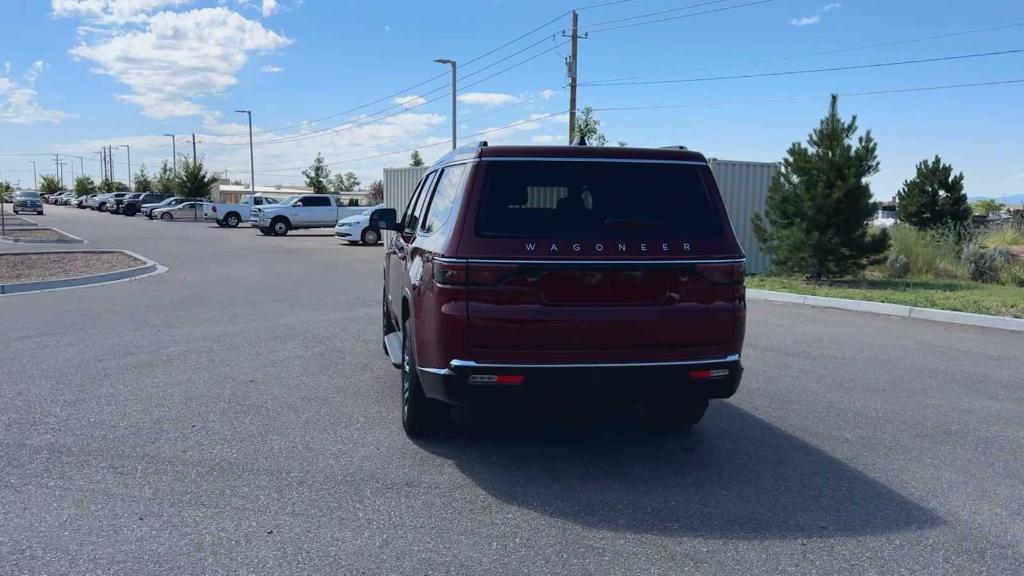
[97,203,106,212]
[259,227,273,235]
[646,394,708,432]
[270,217,289,236]
[123,205,137,217]
[160,212,173,220]
[361,228,381,245]
[216,220,227,228]
[401,318,449,437]
[224,213,241,228]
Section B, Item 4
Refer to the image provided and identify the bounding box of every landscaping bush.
[887,224,961,278]
[961,244,1009,283]
[999,261,1024,287]
[885,254,909,279]
[981,225,1024,248]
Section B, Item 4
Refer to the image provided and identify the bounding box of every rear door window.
[475,160,723,240]
[402,171,437,234]
[420,164,468,235]
[302,196,331,207]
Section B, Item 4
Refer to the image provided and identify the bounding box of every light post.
[235,110,255,196]
[29,161,37,190]
[434,59,457,150]
[163,134,177,175]
[119,145,132,191]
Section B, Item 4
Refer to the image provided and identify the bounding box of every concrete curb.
[747,288,1024,333]
[0,249,165,295]
[0,227,86,244]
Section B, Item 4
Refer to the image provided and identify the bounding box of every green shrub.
[981,225,1024,248]
[888,224,961,278]
[961,244,1009,283]
[885,254,909,278]
[999,261,1024,287]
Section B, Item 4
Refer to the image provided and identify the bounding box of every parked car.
[334,203,385,245]
[249,194,348,236]
[152,201,209,221]
[59,192,78,205]
[87,193,110,211]
[120,193,169,217]
[106,192,138,214]
[371,143,747,437]
[204,194,281,228]
[142,197,192,218]
[12,190,44,215]
[76,194,97,209]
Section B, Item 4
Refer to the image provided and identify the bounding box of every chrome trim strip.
[480,157,707,166]
[446,354,741,370]
[433,257,745,265]
[418,367,454,376]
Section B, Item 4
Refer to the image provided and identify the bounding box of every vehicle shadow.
[417,402,940,539]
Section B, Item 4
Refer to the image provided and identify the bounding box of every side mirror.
[369,208,402,231]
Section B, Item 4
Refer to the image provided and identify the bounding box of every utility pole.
[163,134,177,175]
[53,154,61,186]
[57,162,66,188]
[192,133,198,165]
[563,10,587,143]
[29,161,37,190]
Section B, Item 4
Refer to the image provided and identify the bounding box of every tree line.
[39,157,221,200]
[302,153,383,204]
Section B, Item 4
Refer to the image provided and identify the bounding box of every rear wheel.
[259,227,272,235]
[123,205,137,217]
[224,213,241,228]
[401,318,449,438]
[361,228,381,245]
[160,212,172,220]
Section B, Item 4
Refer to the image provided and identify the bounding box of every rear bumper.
[417,355,743,406]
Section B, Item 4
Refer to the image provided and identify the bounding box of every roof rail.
[660,145,688,150]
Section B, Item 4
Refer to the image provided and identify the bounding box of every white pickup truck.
[249,194,365,236]
[204,194,281,228]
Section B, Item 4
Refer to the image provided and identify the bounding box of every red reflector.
[495,375,524,385]
[690,369,729,380]
[467,374,525,385]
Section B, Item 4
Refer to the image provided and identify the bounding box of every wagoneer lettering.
[372,143,746,438]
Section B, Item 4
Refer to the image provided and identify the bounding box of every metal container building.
[709,159,778,274]
[382,159,777,274]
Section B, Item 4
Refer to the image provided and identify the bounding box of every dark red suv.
[371,143,746,437]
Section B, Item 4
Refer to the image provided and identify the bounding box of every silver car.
[153,202,209,221]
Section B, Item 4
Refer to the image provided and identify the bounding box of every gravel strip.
[2,228,74,241]
[0,252,144,284]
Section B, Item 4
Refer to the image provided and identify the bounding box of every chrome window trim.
[480,157,707,166]
[423,354,741,372]
[433,257,745,266]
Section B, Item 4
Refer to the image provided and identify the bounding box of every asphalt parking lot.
[2,207,1023,575]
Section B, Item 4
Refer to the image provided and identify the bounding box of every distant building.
[211,183,309,203]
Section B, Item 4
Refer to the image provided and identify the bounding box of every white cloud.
[790,15,821,26]
[261,0,277,17]
[260,64,284,73]
[457,92,520,107]
[393,95,427,108]
[540,88,557,100]
[52,0,192,24]
[0,61,73,124]
[66,7,291,118]
[821,2,841,11]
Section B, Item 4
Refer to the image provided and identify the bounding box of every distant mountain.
[969,193,1024,206]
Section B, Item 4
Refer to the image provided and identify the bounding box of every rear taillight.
[434,261,521,287]
[695,261,744,284]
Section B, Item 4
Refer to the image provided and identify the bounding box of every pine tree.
[409,150,425,167]
[896,155,970,230]
[303,153,331,194]
[753,95,889,279]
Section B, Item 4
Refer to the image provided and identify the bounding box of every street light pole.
[434,59,457,149]
[163,134,177,175]
[235,110,255,196]
[120,145,132,191]
[29,161,37,190]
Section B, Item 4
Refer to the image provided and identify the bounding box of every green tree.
[896,155,971,230]
[303,153,331,194]
[331,171,361,192]
[156,161,178,196]
[99,179,130,193]
[753,95,889,279]
[74,175,97,196]
[39,174,64,194]
[409,150,425,167]
[572,106,607,146]
[368,179,384,204]
[133,165,154,193]
[972,198,1005,217]
[0,180,14,202]
[177,157,217,199]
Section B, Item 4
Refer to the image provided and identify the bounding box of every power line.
[580,48,1024,86]
[584,0,737,29]
[583,0,777,34]
[588,78,1024,112]
[586,22,1024,84]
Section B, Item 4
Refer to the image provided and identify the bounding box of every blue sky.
[1,0,1022,201]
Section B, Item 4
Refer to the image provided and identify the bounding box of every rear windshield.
[475,160,724,240]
